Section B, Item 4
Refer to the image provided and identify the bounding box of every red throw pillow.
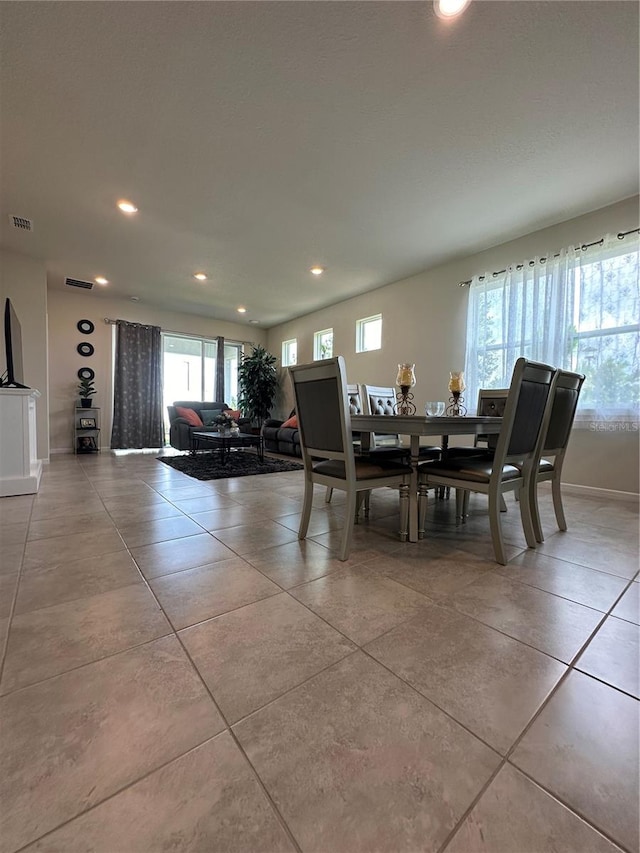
[281,414,298,429]
[175,406,203,427]
[226,409,242,421]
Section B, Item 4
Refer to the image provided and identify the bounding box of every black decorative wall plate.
[77,367,95,381]
[77,319,95,334]
[77,342,94,357]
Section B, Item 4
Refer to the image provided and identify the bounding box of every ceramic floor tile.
[22,528,125,571]
[2,583,171,693]
[0,496,34,525]
[131,532,237,579]
[189,505,257,531]
[445,571,604,662]
[25,732,294,853]
[149,556,280,629]
[233,652,500,853]
[290,567,433,645]
[242,539,349,589]
[445,763,623,853]
[117,514,205,547]
[575,615,639,698]
[496,550,630,612]
[170,494,241,514]
[0,522,28,546]
[366,605,565,754]
[30,497,107,522]
[0,635,224,852]
[181,593,356,722]
[14,550,143,615]
[537,525,639,579]
[105,501,185,527]
[611,582,640,624]
[209,520,300,555]
[0,544,24,577]
[511,670,639,853]
[361,547,495,599]
[0,571,18,619]
[27,512,115,542]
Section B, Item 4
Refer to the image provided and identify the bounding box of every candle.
[396,364,416,388]
[449,371,465,393]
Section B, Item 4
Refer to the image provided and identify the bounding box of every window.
[161,334,243,441]
[282,338,297,366]
[356,314,382,352]
[313,328,333,360]
[464,233,639,423]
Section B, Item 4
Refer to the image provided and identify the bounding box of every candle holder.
[446,371,467,416]
[396,363,417,415]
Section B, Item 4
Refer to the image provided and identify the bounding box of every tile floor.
[0,450,638,853]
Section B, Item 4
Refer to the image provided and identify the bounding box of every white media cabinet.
[0,388,43,496]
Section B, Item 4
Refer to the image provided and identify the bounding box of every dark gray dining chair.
[362,383,440,460]
[290,357,412,561]
[530,369,585,542]
[446,388,509,457]
[417,358,558,565]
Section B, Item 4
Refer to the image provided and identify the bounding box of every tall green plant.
[237,345,278,427]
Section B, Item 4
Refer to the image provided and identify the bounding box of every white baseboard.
[559,482,639,503]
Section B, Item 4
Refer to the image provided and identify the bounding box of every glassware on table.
[446,371,467,416]
[425,401,445,416]
[395,363,417,414]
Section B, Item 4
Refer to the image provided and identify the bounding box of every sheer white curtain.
[465,233,639,422]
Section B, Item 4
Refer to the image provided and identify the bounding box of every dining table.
[351,414,503,542]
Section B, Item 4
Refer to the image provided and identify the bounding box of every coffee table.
[191,431,264,464]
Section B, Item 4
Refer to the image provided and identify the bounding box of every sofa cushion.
[175,406,203,427]
[200,410,223,426]
[281,414,298,429]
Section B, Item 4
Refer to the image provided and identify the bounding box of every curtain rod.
[103,318,254,347]
[457,227,639,287]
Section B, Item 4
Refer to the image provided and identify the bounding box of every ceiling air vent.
[65,277,94,290]
[9,215,33,231]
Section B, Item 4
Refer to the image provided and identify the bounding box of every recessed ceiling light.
[249,319,260,325]
[434,0,470,19]
[94,276,109,286]
[117,200,138,214]
[130,296,140,302]
[310,266,325,276]
[193,272,207,281]
[237,307,247,314]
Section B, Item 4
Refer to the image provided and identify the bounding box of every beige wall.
[0,249,49,460]
[47,288,267,453]
[267,196,640,495]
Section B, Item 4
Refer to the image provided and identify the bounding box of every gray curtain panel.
[215,335,225,402]
[110,320,164,449]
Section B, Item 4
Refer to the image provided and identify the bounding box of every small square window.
[282,339,297,367]
[313,329,333,360]
[356,314,382,352]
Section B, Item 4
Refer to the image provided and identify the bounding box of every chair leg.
[488,489,507,565]
[499,494,508,513]
[398,483,409,541]
[418,482,428,538]
[325,487,333,504]
[298,477,314,541]
[364,490,371,518]
[339,491,358,561]
[518,483,537,549]
[530,475,544,544]
[455,489,470,520]
[551,475,567,531]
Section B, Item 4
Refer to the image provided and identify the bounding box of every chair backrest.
[361,383,403,448]
[543,370,585,455]
[475,388,509,448]
[289,357,354,471]
[347,384,364,416]
[490,359,557,473]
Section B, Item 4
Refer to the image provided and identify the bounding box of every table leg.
[408,435,419,542]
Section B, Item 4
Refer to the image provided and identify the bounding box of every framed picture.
[77,435,97,452]
[80,417,96,428]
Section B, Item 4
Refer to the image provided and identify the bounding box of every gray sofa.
[167,400,251,451]
[261,413,301,458]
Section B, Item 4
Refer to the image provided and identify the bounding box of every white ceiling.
[1,1,638,328]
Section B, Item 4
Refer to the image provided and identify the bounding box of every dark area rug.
[158,452,304,481]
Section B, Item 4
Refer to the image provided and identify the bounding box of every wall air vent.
[65,277,94,290]
[9,215,33,231]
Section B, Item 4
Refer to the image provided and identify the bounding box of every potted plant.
[237,344,278,430]
[78,376,96,408]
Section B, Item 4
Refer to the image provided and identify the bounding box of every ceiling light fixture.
[94,276,109,286]
[249,319,260,325]
[310,266,324,276]
[237,307,247,314]
[193,272,207,281]
[434,0,470,18]
[117,200,138,214]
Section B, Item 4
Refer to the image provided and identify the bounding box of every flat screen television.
[1,298,28,388]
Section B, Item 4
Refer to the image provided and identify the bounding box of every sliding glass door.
[162,334,243,442]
